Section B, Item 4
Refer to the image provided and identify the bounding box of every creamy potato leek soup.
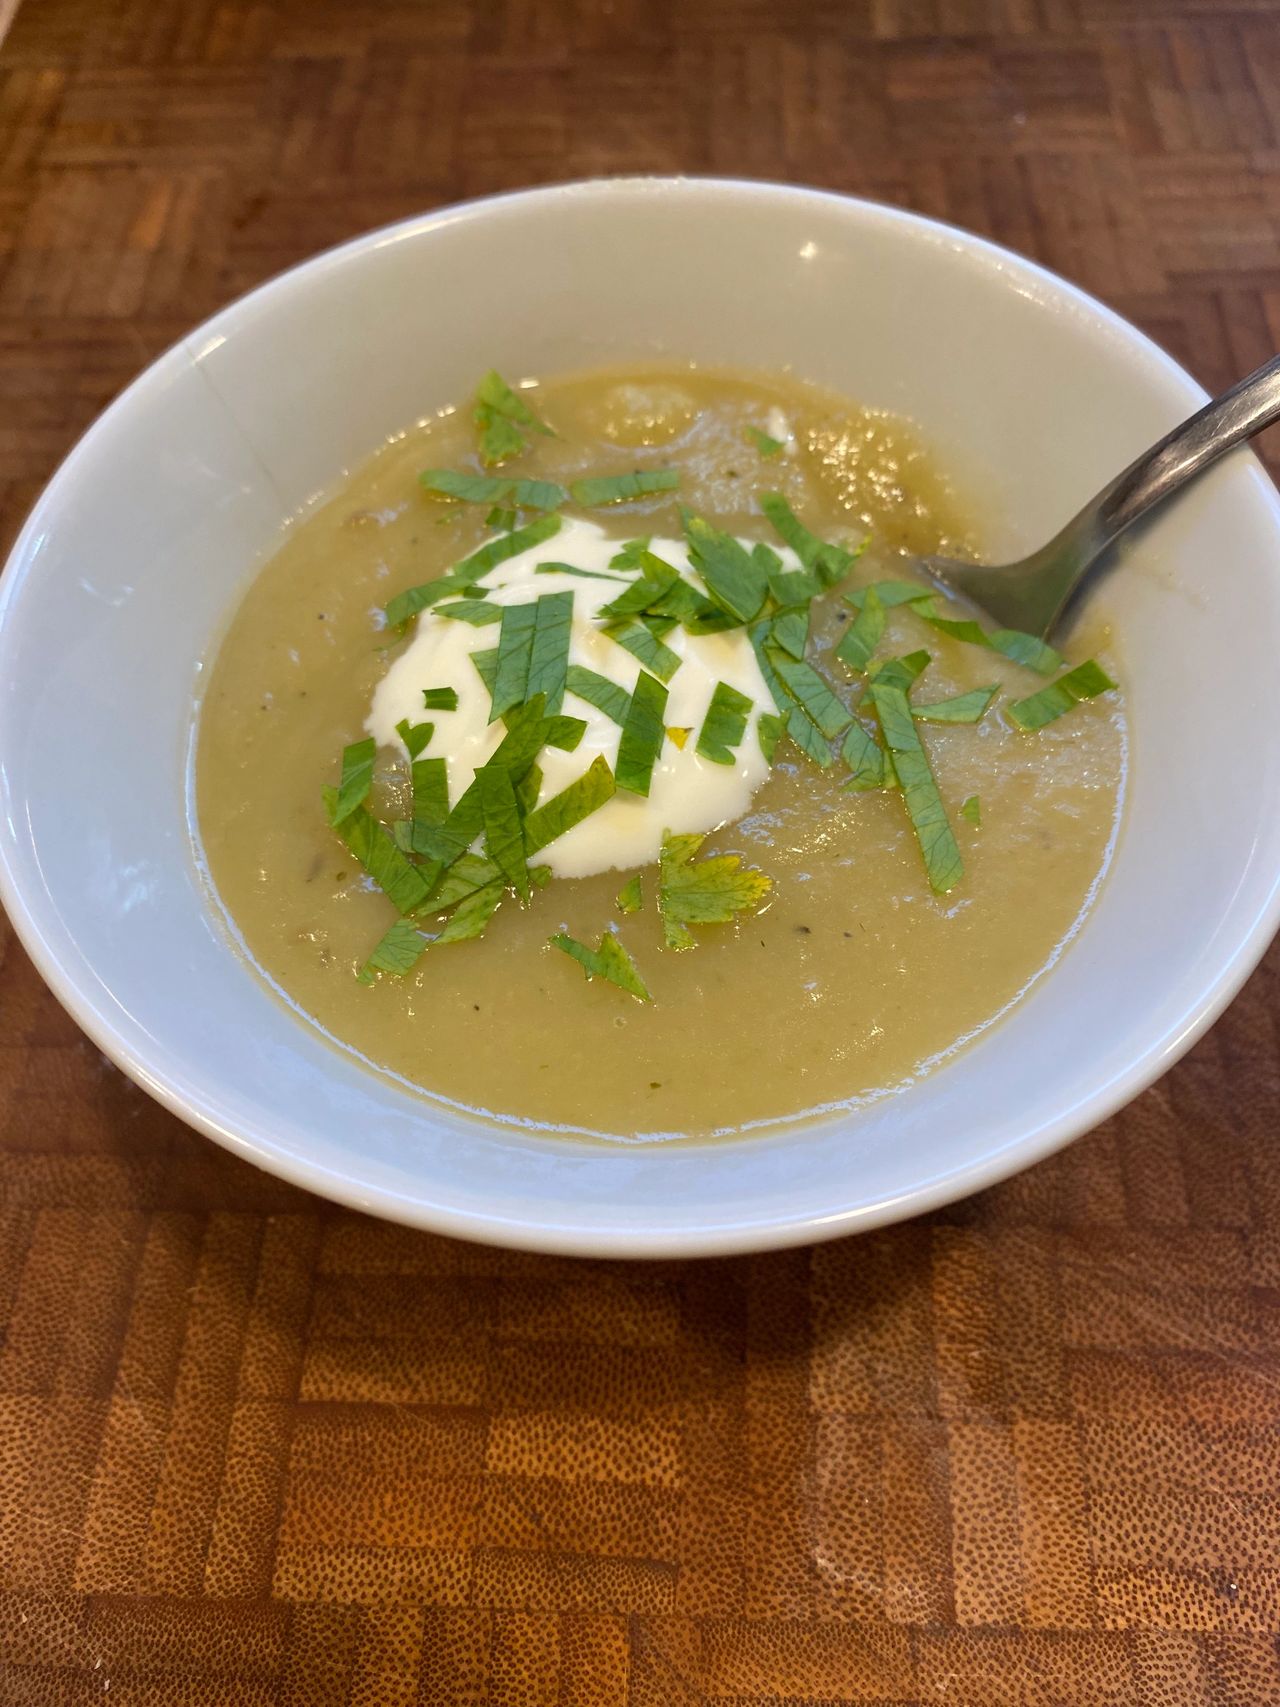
[197,366,1124,1140]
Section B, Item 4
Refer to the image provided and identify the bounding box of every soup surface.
[196,366,1124,1140]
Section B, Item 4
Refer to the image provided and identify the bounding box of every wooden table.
[3,2,1280,1701]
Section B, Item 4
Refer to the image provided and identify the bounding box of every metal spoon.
[924,353,1280,640]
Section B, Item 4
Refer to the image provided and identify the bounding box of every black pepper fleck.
[649,1082,661,1090]
[795,924,811,935]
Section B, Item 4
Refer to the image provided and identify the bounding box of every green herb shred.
[569,469,680,506]
[615,670,669,796]
[550,930,651,1000]
[697,682,753,766]
[1008,659,1117,730]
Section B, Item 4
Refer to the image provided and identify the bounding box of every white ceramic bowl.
[2,179,1279,1257]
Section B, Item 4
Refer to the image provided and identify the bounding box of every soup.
[196,366,1124,1140]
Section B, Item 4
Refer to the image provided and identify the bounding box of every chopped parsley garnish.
[551,930,651,1001]
[745,425,785,458]
[357,917,428,984]
[474,370,554,466]
[421,687,459,712]
[522,756,616,854]
[758,712,786,763]
[435,879,505,942]
[491,592,573,719]
[599,557,680,620]
[770,606,810,660]
[845,579,936,611]
[869,683,964,895]
[759,493,858,586]
[1008,659,1117,730]
[841,720,893,792]
[768,650,853,740]
[697,681,753,766]
[783,708,835,768]
[836,586,886,674]
[384,572,484,631]
[912,685,999,724]
[658,831,773,950]
[911,599,1062,676]
[434,599,503,626]
[330,738,376,826]
[602,617,682,682]
[565,664,631,726]
[683,512,768,622]
[479,762,531,902]
[536,561,628,582]
[615,670,669,796]
[486,507,517,532]
[569,469,680,506]
[427,852,500,910]
[616,873,643,914]
[396,719,433,760]
[961,795,982,825]
[866,650,931,693]
[412,756,449,826]
[420,469,565,510]
[516,761,542,816]
[471,648,498,693]
[322,788,433,915]
[456,512,561,578]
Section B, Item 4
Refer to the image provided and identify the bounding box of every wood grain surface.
[4,1,1280,1702]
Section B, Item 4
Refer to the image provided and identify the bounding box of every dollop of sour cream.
[368,518,781,878]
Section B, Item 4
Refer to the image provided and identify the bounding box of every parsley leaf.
[426,852,500,910]
[767,648,853,740]
[1008,659,1117,730]
[961,795,982,825]
[758,711,786,763]
[456,513,561,578]
[841,719,893,791]
[616,670,669,796]
[836,585,886,674]
[422,687,459,711]
[602,618,682,682]
[412,756,449,826]
[551,930,651,1001]
[436,879,505,942]
[759,493,858,586]
[845,579,934,611]
[434,599,504,627]
[524,591,573,716]
[770,606,810,660]
[330,738,376,826]
[471,647,498,693]
[697,681,753,766]
[474,370,554,467]
[358,917,428,983]
[491,602,538,719]
[783,707,835,768]
[420,469,565,510]
[323,787,434,915]
[570,469,680,506]
[683,512,768,622]
[565,664,631,725]
[384,572,483,631]
[396,719,433,760]
[616,873,643,915]
[523,756,616,854]
[478,762,530,902]
[869,683,964,894]
[912,685,999,724]
[911,599,1062,676]
[598,558,681,620]
[745,425,785,458]
[536,561,628,582]
[866,650,931,692]
[658,831,773,950]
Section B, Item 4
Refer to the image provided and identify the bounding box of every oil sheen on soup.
[196,367,1125,1140]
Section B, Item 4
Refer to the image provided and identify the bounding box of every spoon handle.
[1099,353,1280,541]
[1054,354,1280,584]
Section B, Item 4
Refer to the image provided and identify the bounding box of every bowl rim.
[4,174,1280,1258]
